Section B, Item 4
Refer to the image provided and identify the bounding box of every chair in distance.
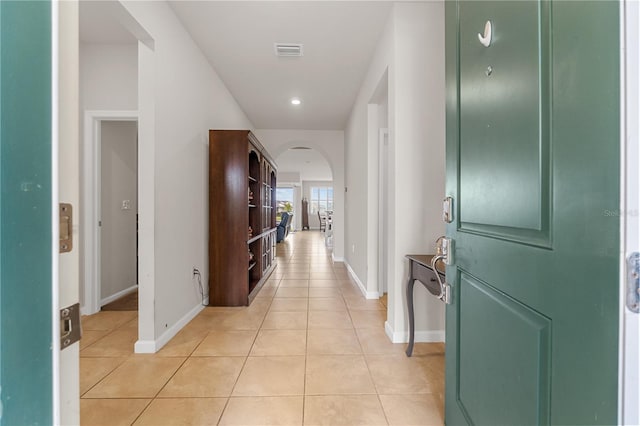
[318,211,326,232]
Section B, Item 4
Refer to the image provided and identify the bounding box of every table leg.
[406,277,415,357]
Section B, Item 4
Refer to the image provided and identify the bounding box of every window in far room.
[276,187,294,221]
[310,186,333,214]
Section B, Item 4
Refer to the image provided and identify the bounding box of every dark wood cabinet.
[208,130,277,306]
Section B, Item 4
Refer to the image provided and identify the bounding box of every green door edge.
[1,1,53,424]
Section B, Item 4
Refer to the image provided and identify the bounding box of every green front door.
[0,1,53,424]
[445,1,619,424]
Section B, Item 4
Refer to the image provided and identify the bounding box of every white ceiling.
[79,1,391,176]
[276,148,332,182]
[168,1,393,130]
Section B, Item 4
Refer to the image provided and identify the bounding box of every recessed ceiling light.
[291,98,301,105]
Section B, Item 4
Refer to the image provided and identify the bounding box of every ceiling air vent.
[274,43,303,57]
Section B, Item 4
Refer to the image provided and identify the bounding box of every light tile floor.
[80,231,444,425]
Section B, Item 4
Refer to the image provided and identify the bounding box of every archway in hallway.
[274,147,333,241]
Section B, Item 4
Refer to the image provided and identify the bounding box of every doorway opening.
[274,147,334,244]
[83,112,138,314]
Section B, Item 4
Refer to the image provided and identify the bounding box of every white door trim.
[620,1,639,424]
[82,110,138,315]
[378,128,389,297]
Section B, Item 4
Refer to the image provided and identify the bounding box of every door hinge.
[442,196,453,224]
[60,303,81,350]
[59,203,72,253]
[627,253,640,313]
[442,282,452,304]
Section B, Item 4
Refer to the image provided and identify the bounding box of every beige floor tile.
[81,311,137,331]
[262,279,281,289]
[84,356,185,398]
[356,328,406,355]
[80,399,150,426]
[307,310,353,329]
[220,310,267,330]
[308,298,346,311]
[233,356,305,396]
[186,311,233,331]
[305,355,375,395]
[269,298,308,312]
[279,265,310,271]
[283,272,310,280]
[303,395,388,426]
[124,316,139,328]
[344,296,385,311]
[279,279,310,288]
[80,357,127,396]
[251,329,307,356]
[379,394,444,425]
[309,280,340,287]
[275,287,309,298]
[156,326,209,357]
[307,329,361,355]
[246,299,272,314]
[134,398,227,426]
[80,330,111,350]
[255,286,277,299]
[261,311,308,330]
[309,287,342,298]
[219,396,304,425]
[159,357,244,397]
[411,342,446,357]
[349,310,387,329]
[340,286,365,298]
[192,330,257,356]
[309,272,335,280]
[80,327,138,357]
[380,293,388,308]
[366,354,436,394]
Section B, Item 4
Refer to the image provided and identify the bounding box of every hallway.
[80,231,444,425]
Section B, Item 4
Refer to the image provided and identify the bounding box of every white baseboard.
[134,303,205,354]
[331,254,345,263]
[101,284,138,306]
[385,320,445,343]
[345,261,379,299]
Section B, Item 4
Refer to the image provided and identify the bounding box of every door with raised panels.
[444,1,620,424]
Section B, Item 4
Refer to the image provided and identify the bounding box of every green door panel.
[458,1,551,243]
[0,1,53,424]
[457,272,551,425]
[445,1,619,425]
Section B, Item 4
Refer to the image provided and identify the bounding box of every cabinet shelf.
[248,176,257,183]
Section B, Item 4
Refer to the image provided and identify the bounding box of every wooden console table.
[405,254,445,357]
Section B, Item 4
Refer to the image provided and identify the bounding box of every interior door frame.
[378,128,389,296]
[82,110,138,315]
[621,0,639,423]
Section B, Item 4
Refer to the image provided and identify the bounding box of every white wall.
[80,43,137,111]
[344,2,446,342]
[254,129,345,261]
[117,1,253,351]
[79,43,137,311]
[100,121,138,301]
